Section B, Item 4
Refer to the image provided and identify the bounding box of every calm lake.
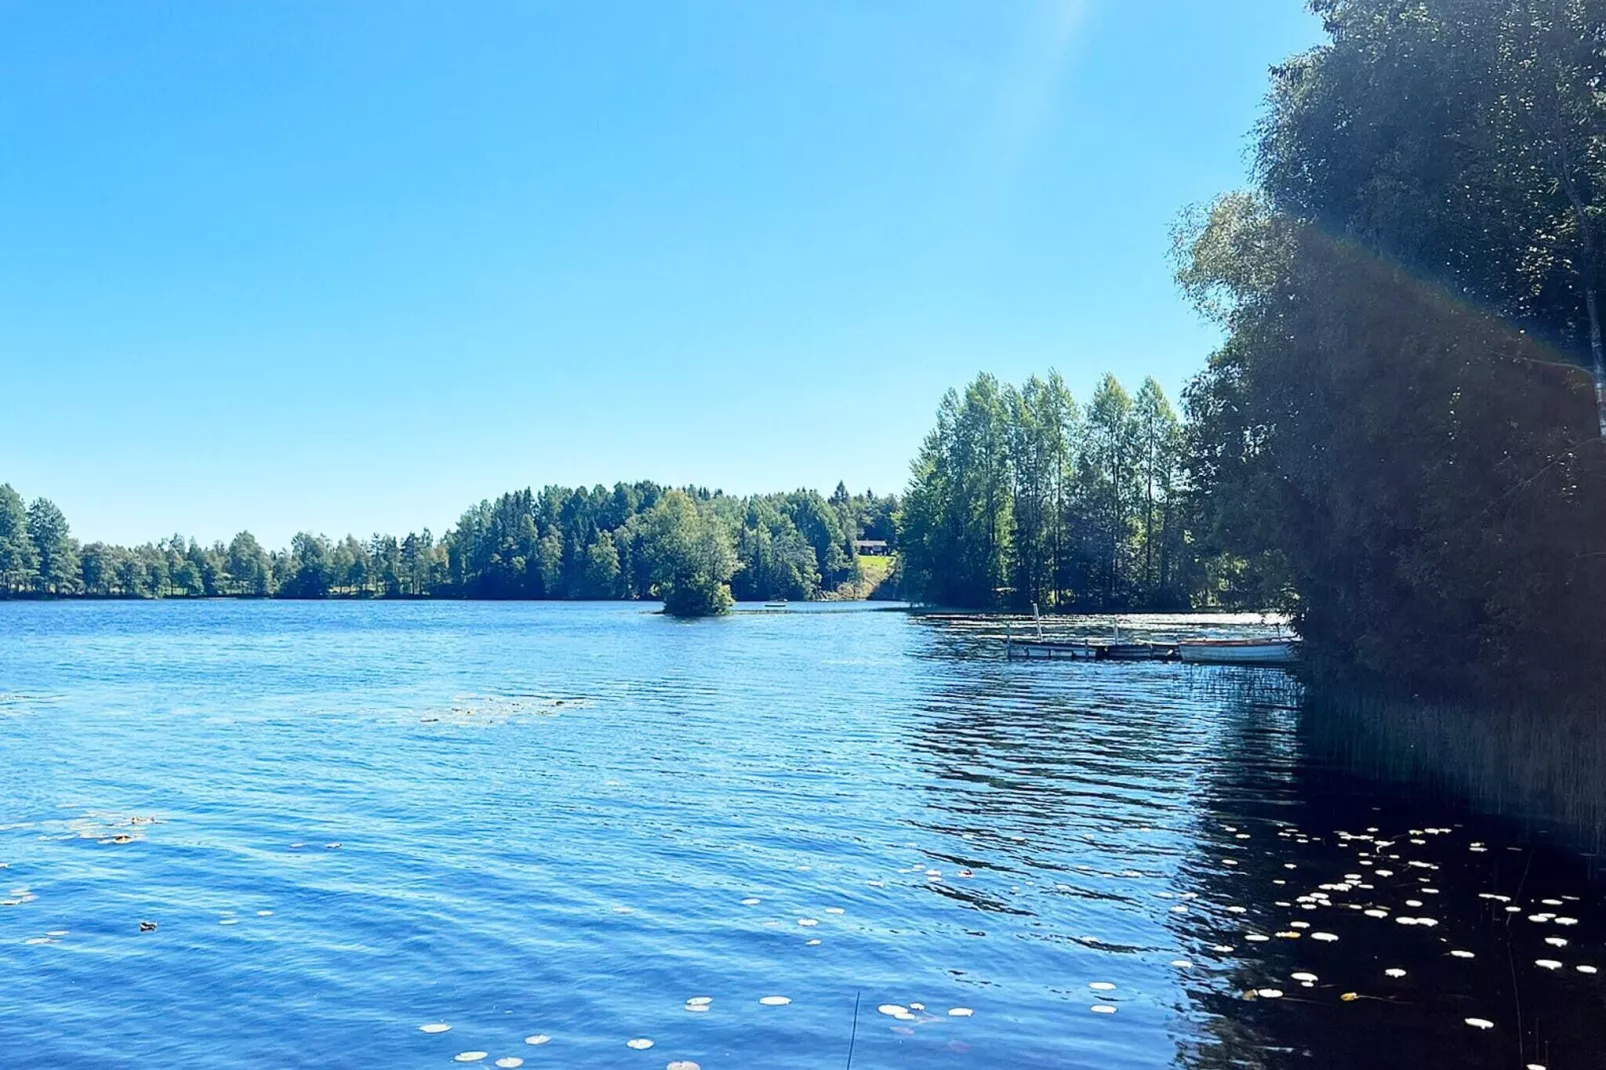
[0,601,1601,1069]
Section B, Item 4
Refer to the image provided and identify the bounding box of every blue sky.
[0,1,1321,547]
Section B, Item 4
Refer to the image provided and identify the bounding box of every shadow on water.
[1170,679,1606,1070]
[904,616,1606,1069]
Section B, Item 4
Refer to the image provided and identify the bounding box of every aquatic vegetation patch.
[420,693,591,726]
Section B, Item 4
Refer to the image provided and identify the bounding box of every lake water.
[0,601,1601,1069]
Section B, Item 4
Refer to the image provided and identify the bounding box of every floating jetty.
[1004,637,1176,661]
[1002,627,1297,666]
[910,609,1299,666]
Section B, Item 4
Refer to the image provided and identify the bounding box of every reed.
[1301,687,1606,856]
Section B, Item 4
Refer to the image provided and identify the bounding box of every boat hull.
[1177,640,1297,665]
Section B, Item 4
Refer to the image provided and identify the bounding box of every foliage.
[1257,0,1606,436]
[1178,193,1606,702]
[25,498,77,595]
[900,370,1197,610]
[635,490,737,617]
[0,484,39,595]
[1176,0,1606,702]
[0,478,898,609]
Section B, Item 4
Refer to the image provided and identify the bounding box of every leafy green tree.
[578,531,623,599]
[900,375,1016,607]
[331,535,370,595]
[282,533,333,598]
[1258,0,1606,438]
[371,534,402,597]
[732,498,821,601]
[1006,374,1079,608]
[116,553,148,597]
[638,489,736,617]
[1133,377,1183,605]
[858,491,899,545]
[226,532,272,596]
[535,529,564,598]
[1079,376,1140,608]
[1170,0,1606,699]
[781,490,853,590]
[1177,193,1606,701]
[79,542,112,595]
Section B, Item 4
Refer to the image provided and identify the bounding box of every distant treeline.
[0,481,898,612]
[2,368,1257,616]
[2,369,1267,616]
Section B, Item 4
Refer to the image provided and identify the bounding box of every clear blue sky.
[0,1,1321,548]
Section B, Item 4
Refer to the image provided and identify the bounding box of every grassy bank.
[1301,688,1606,856]
[823,554,897,601]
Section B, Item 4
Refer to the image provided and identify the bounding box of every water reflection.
[907,616,1605,1069]
[1174,714,1606,1070]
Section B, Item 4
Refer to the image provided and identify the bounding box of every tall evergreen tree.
[0,484,38,595]
[26,498,78,595]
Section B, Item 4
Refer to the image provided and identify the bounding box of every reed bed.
[1301,689,1606,858]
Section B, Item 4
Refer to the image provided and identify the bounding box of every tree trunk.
[1144,462,1155,597]
[1547,107,1605,439]
[1589,285,1606,440]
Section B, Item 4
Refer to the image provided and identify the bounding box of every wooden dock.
[913,612,1297,666]
[1000,624,1297,666]
[1004,637,1177,661]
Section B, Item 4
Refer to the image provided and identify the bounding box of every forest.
[0,480,899,617]
[0,369,1221,616]
[896,372,1232,611]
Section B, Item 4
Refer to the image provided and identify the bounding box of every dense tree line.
[3,368,1218,616]
[898,371,1217,611]
[1175,0,1606,703]
[0,480,898,617]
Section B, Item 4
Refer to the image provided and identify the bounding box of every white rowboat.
[1176,638,1298,665]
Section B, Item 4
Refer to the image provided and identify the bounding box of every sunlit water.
[0,601,1601,1069]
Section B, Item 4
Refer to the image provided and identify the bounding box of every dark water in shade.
[0,601,1602,1070]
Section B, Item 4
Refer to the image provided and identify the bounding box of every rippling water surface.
[1,601,1602,1069]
